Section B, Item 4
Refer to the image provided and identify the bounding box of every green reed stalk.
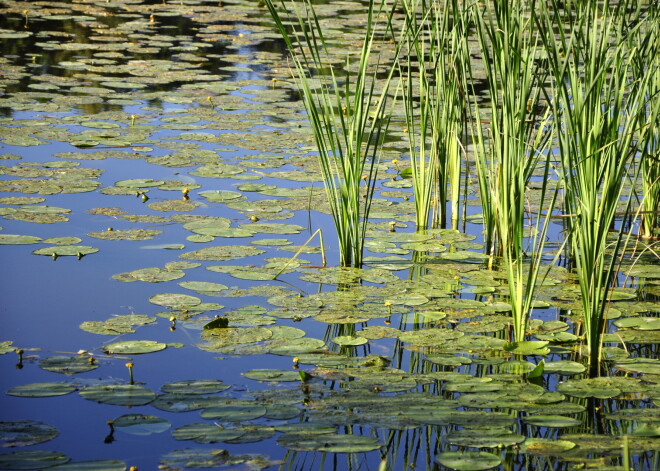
[471,0,554,341]
[399,0,470,231]
[538,0,653,376]
[633,15,660,239]
[265,0,399,267]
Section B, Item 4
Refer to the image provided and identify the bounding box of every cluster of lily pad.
[1,0,659,470]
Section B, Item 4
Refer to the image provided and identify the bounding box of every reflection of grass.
[538,0,655,376]
[265,0,399,267]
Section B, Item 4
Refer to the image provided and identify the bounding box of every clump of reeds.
[265,0,400,267]
[398,0,470,231]
[470,0,555,342]
[537,0,656,375]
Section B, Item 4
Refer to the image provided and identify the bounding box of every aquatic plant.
[264,0,400,267]
[399,0,470,231]
[471,0,555,341]
[537,0,654,375]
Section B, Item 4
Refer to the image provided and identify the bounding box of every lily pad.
[200,404,267,422]
[0,450,70,470]
[332,335,369,346]
[39,355,99,375]
[7,383,76,398]
[112,414,170,435]
[435,451,502,470]
[87,229,162,241]
[172,423,245,444]
[79,314,156,335]
[523,415,581,427]
[0,234,42,245]
[149,293,202,309]
[242,369,302,382]
[277,432,382,453]
[161,380,230,395]
[48,460,127,471]
[79,385,156,406]
[521,438,576,455]
[102,340,167,355]
[32,245,98,257]
[0,421,59,447]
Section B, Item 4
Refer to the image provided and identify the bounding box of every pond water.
[1,1,659,470]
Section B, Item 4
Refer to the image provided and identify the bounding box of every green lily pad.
[242,369,302,382]
[87,229,162,241]
[102,340,167,355]
[332,335,369,346]
[277,432,382,453]
[32,245,98,257]
[0,234,42,245]
[264,404,301,420]
[521,438,576,455]
[115,178,164,188]
[149,293,202,309]
[79,314,156,335]
[0,341,14,354]
[42,237,83,245]
[543,360,586,375]
[172,423,245,444]
[0,450,70,470]
[435,451,502,470]
[200,404,267,422]
[179,245,265,261]
[557,378,622,399]
[0,421,59,447]
[112,414,170,435]
[447,428,526,448]
[7,382,76,398]
[79,385,156,406]
[161,380,230,395]
[116,267,185,283]
[523,415,581,427]
[399,328,463,346]
[39,355,99,375]
[48,460,127,471]
[503,341,550,355]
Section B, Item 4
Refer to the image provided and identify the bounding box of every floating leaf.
[7,383,75,398]
[79,314,156,335]
[149,293,202,309]
[277,432,382,453]
[435,451,502,471]
[0,234,42,245]
[87,229,162,241]
[103,340,167,355]
[161,380,230,395]
[112,414,170,436]
[39,355,99,375]
[521,438,576,455]
[48,460,126,471]
[79,385,156,406]
[242,369,302,382]
[332,336,368,346]
[0,450,69,470]
[0,421,59,447]
[523,415,581,427]
[200,404,267,422]
[172,423,244,444]
[33,245,98,257]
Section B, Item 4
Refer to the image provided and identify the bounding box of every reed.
[537,0,653,376]
[632,13,660,239]
[265,0,399,267]
[399,0,470,231]
[470,0,555,341]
